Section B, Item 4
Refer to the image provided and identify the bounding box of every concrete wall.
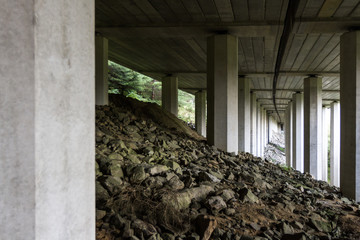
[0,1,95,239]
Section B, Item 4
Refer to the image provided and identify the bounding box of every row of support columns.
[96,32,359,201]
[3,2,360,237]
[98,33,360,201]
[283,31,360,201]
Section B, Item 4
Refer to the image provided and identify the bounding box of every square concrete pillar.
[162,76,178,116]
[207,34,238,153]
[304,77,322,179]
[0,1,95,239]
[256,101,262,156]
[95,35,109,105]
[250,93,257,155]
[322,107,330,182]
[292,93,304,172]
[285,103,293,167]
[238,77,251,152]
[330,102,340,187]
[195,90,206,137]
[340,31,360,201]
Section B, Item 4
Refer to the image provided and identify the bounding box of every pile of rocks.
[264,131,286,165]
[96,95,360,240]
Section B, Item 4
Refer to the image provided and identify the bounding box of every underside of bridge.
[1,0,360,239]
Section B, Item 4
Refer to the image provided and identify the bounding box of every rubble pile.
[96,95,360,240]
[264,131,286,165]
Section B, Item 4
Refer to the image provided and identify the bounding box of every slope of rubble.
[96,95,360,240]
[264,131,286,165]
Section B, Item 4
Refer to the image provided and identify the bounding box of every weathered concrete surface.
[330,102,340,187]
[292,93,304,172]
[340,31,360,201]
[238,77,250,152]
[0,1,95,239]
[304,77,323,180]
[195,90,206,137]
[162,76,178,117]
[95,35,109,105]
[322,107,330,182]
[207,34,238,153]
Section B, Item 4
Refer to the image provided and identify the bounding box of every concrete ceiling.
[95,0,360,122]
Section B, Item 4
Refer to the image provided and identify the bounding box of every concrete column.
[322,107,330,182]
[250,93,257,155]
[285,103,293,167]
[238,77,251,152]
[304,77,322,180]
[0,1,95,239]
[258,105,264,157]
[340,31,360,201]
[256,101,262,156]
[292,93,304,172]
[330,102,340,187]
[162,76,178,116]
[195,90,206,137]
[95,35,109,105]
[207,34,238,152]
[262,109,267,154]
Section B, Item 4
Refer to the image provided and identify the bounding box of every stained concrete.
[0,1,95,239]
[195,90,206,137]
[238,77,251,152]
[95,35,109,105]
[162,76,178,116]
[340,31,360,201]
[207,34,238,153]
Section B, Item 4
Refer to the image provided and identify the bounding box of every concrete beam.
[95,35,109,105]
[162,76,178,116]
[207,34,238,153]
[340,31,360,201]
[238,77,251,152]
[195,91,206,137]
[330,102,340,187]
[0,1,95,239]
[304,77,323,180]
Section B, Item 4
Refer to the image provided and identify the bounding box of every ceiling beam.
[143,71,339,77]
[251,89,339,93]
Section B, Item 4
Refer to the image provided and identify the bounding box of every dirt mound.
[96,96,360,240]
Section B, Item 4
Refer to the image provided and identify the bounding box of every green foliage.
[108,61,195,123]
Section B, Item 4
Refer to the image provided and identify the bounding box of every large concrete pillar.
[162,76,178,116]
[340,31,360,201]
[330,102,340,187]
[292,93,304,172]
[195,90,206,137]
[258,105,264,157]
[207,34,238,152]
[0,1,95,239]
[238,77,251,152]
[95,35,109,105]
[250,93,257,155]
[322,107,330,182]
[304,77,322,179]
[285,103,293,167]
[256,102,262,156]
